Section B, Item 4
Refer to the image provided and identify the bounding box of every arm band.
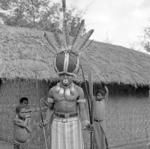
[47,97,54,103]
[77,99,86,103]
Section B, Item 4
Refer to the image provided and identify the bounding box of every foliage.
[142,27,150,52]
[0,0,85,36]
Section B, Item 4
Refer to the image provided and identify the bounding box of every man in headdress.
[93,85,109,149]
[40,0,94,147]
[41,51,90,149]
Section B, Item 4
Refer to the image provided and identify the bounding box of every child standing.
[13,104,32,149]
[93,85,109,149]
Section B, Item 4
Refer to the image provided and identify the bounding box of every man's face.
[60,74,73,86]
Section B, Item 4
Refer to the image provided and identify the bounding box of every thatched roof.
[85,41,150,85]
[0,25,150,85]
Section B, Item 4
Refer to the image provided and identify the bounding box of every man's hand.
[84,123,94,132]
[85,124,94,132]
[39,120,49,128]
[82,120,94,132]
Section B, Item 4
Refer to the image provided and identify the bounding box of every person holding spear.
[40,49,91,149]
[39,0,94,148]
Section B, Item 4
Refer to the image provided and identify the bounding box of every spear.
[80,65,94,149]
[35,74,48,149]
[88,71,94,149]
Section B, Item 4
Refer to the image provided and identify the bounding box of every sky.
[55,0,150,52]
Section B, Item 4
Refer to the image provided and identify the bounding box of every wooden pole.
[80,65,94,149]
[88,71,94,149]
[35,76,48,149]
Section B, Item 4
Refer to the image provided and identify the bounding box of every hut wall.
[83,83,150,148]
[106,96,150,148]
[0,79,49,105]
[1,81,150,148]
[0,80,50,148]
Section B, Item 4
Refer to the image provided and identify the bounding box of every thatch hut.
[1,24,150,148]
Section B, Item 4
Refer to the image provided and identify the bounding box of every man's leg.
[21,143,28,149]
[14,143,20,149]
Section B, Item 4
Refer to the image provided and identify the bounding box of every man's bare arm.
[77,87,90,127]
[105,86,109,103]
[43,88,54,124]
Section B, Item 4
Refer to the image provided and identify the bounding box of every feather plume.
[63,19,70,49]
[62,0,66,13]
[75,29,94,52]
[44,32,59,53]
[44,0,94,56]
[79,40,94,55]
[53,31,62,49]
[84,39,94,49]
[62,0,70,49]
[71,20,85,47]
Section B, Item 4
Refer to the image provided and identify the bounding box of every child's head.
[96,89,106,101]
[16,105,31,119]
[19,97,29,106]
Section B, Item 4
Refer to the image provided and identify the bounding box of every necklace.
[55,83,76,97]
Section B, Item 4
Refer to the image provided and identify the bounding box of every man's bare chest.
[52,83,79,102]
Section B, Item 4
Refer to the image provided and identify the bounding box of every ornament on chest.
[55,83,77,100]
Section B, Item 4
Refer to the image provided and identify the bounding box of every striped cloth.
[51,117,84,149]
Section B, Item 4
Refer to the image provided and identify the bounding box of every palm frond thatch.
[0,25,150,86]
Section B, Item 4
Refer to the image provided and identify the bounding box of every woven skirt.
[93,121,107,149]
[51,117,84,149]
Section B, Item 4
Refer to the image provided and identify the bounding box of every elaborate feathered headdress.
[44,0,94,76]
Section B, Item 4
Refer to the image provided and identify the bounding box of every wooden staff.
[80,65,94,149]
[88,71,94,149]
[35,76,48,149]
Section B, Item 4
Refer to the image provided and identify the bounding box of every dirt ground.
[0,141,149,149]
[116,144,148,149]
